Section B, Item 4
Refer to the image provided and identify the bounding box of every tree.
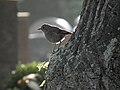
[45,0,120,90]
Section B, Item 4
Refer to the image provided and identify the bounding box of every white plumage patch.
[55,37,65,44]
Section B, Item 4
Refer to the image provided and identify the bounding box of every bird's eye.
[42,26,45,29]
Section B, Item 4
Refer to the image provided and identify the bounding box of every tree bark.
[45,0,120,90]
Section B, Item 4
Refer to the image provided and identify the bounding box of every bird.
[38,24,72,53]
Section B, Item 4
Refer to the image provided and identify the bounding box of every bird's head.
[38,24,51,32]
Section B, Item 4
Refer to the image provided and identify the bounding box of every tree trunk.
[45,0,120,90]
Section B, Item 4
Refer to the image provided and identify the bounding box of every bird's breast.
[44,32,64,43]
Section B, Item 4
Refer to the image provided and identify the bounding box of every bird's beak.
[38,27,41,30]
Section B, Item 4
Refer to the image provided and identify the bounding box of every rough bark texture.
[45,0,120,90]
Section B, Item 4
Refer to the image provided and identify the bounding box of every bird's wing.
[52,27,72,34]
[59,29,72,34]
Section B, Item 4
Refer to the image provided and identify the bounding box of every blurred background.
[0,0,83,89]
[18,0,83,62]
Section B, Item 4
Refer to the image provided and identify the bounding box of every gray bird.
[38,24,72,53]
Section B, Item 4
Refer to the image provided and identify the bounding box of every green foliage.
[5,61,49,90]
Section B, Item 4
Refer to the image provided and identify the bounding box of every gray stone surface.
[0,1,18,89]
